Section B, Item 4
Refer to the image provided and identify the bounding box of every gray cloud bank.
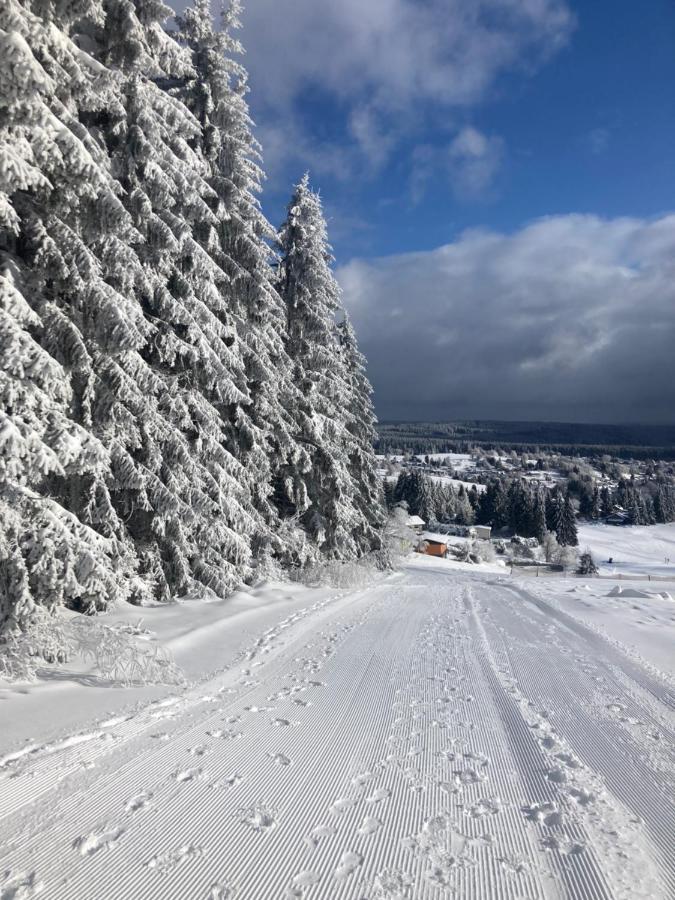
[338,214,675,424]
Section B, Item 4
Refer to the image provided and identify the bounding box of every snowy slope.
[1,564,673,899]
[577,522,675,577]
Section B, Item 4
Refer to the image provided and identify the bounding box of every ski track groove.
[0,569,672,899]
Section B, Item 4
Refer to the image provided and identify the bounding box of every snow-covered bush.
[382,505,416,564]
[577,549,599,576]
[555,545,578,570]
[0,606,72,682]
[293,553,385,590]
[70,619,184,687]
[473,540,496,563]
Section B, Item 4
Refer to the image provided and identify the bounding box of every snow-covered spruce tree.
[89,0,261,597]
[0,0,147,635]
[337,315,385,552]
[552,491,578,547]
[173,0,312,567]
[277,176,383,559]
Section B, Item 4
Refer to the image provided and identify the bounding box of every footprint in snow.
[236,804,278,833]
[521,802,562,828]
[74,825,124,856]
[329,797,358,816]
[567,786,596,807]
[172,767,204,783]
[334,851,363,881]
[499,853,530,877]
[271,718,297,728]
[546,766,568,784]
[0,870,44,899]
[207,729,243,741]
[145,843,204,873]
[467,797,501,818]
[358,816,382,836]
[304,824,335,849]
[555,751,582,770]
[541,835,585,855]
[286,871,321,897]
[189,744,209,757]
[210,773,244,790]
[268,752,292,767]
[125,791,153,814]
[366,787,391,804]
[351,771,375,788]
[207,881,238,899]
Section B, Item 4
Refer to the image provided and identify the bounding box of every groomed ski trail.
[1,566,673,900]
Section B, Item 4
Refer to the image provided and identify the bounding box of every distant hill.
[376,420,675,459]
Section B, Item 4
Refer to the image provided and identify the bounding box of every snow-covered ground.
[1,559,674,899]
[577,522,675,577]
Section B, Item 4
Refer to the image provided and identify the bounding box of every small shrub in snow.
[70,619,184,687]
[0,606,72,682]
[473,541,496,563]
[555,545,578,571]
[577,549,599,576]
[293,553,385,590]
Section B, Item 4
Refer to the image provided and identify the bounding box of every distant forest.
[376,421,675,460]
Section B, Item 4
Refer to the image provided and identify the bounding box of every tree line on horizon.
[387,470,580,546]
[0,0,384,640]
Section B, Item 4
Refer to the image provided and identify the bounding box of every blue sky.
[242,0,675,259]
[234,0,675,423]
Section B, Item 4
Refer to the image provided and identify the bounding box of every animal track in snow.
[236,804,278,833]
[125,791,153,813]
[334,851,363,881]
[73,825,124,856]
[145,843,204,873]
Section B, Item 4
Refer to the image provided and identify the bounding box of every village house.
[407,515,426,534]
[417,532,449,557]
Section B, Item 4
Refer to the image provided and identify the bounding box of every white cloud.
[337,214,675,423]
[447,126,504,195]
[240,0,574,179]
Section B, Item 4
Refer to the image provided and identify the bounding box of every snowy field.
[1,558,674,899]
[577,522,675,577]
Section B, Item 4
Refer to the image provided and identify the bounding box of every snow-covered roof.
[408,515,426,526]
[420,532,450,544]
